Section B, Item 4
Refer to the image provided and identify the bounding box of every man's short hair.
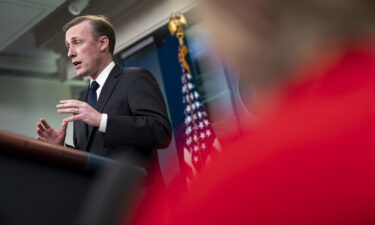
[63,15,116,55]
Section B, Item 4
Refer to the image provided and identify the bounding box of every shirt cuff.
[99,113,108,133]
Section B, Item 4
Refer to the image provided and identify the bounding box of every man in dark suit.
[36,15,171,170]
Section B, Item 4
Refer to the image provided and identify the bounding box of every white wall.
[0,75,75,145]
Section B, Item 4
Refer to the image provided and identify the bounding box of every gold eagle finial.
[168,12,188,45]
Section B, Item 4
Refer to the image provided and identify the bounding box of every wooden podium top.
[0,130,88,171]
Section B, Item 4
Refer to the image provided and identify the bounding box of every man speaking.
[36,15,172,171]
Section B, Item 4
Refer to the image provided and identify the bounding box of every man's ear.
[99,36,110,52]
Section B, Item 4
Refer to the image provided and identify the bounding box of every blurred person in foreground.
[129,0,375,225]
[35,15,171,173]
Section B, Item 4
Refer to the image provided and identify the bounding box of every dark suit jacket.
[73,65,172,170]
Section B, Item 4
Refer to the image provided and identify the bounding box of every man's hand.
[57,100,102,127]
[36,118,67,146]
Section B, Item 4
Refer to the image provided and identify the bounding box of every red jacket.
[131,47,375,225]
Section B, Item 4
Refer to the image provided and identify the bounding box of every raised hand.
[57,100,102,127]
[36,118,67,145]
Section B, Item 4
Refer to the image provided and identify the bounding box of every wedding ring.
[75,108,78,114]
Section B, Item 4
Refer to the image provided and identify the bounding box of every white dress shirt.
[90,61,115,133]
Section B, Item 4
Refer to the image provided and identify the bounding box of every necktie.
[87,81,100,108]
[86,81,100,134]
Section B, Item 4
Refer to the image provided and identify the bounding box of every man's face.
[65,21,102,77]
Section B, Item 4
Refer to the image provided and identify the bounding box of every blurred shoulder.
[121,67,154,78]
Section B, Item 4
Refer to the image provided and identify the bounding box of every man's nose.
[67,47,76,58]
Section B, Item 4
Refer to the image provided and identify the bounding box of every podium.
[0,130,116,225]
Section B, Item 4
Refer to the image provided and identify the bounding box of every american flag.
[178,45,218,180]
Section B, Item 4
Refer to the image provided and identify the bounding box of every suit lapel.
[96,65,123,112]
[84,65,123,151]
